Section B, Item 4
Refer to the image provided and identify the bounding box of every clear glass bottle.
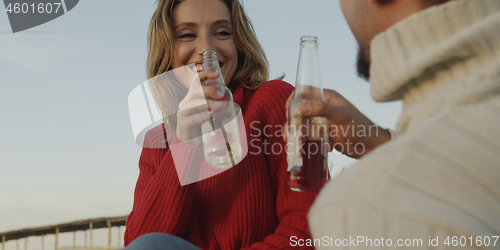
[201,50,243,169]
[287,36,330,191]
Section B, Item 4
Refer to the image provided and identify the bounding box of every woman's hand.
[176,70,226,146]
[284,89,391,159]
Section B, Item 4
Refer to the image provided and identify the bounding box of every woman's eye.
[215,31,231,36]
[179,33,196,39]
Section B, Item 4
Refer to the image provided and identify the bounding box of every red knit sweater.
[124,80,317,249]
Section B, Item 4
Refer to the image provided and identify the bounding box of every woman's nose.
[196,34,215,55]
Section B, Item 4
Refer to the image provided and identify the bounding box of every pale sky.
[0,0,401,240]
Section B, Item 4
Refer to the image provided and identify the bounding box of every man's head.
[339,0,450,80]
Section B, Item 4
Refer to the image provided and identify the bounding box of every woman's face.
[172,0,238,88]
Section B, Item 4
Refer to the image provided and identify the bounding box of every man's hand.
[284,89,391,159]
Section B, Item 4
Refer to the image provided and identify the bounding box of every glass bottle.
[201,50,243,169]
[287,36,330,191]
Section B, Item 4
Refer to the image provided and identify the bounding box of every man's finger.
[297,100,341,119]
[323,88,356,109]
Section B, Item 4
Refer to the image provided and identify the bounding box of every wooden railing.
[1,216,127,250]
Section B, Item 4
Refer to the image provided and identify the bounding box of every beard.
[356,46,370,81]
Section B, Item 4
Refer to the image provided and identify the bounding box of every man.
[288,0,500,248]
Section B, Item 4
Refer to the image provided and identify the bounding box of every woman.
[124,0,317,249]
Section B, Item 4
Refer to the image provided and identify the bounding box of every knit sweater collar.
[370,0,500,133]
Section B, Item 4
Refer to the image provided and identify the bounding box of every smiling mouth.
[194,62,224,72]
[196,64,204,72]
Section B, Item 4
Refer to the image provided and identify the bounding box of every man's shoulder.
[311,112,497,208]
[310,108,500,237]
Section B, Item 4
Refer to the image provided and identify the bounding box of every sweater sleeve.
[243,80,318,250]
[124,127,204,246]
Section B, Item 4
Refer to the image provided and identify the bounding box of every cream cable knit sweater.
[308,0,500,249]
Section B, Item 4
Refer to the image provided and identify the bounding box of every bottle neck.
[294,39,324,100]
[203,50,225,87]
[202,50,232,101]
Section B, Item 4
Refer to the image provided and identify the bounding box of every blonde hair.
[147,0,269,136]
